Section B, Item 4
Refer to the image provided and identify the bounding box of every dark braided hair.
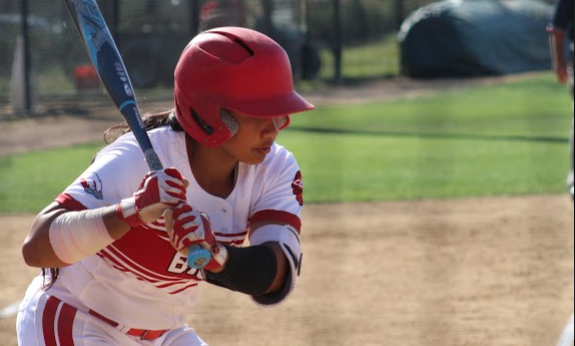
[103,109,183,145]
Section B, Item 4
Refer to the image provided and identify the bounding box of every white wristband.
[49,209,114,265]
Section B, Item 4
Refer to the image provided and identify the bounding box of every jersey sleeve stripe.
[214,231,248,245]
[250,210,301,234]
[55,193,89,211]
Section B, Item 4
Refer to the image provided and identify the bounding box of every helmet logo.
[292,171,303,206]
[80,172,104,200]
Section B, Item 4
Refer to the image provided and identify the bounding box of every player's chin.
[242,149,270,165]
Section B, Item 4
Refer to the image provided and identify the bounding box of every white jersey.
[51,126,304,330]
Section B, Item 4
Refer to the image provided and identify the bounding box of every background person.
[547,0,574,200]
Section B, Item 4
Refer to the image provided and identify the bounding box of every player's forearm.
[22,203,131,268]
[549,31,567,66]
[22,203,69,268]
[264,242,289,293]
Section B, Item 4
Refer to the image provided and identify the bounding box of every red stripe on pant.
[42,296,77,346]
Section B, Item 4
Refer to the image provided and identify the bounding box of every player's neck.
[186,135,237,199]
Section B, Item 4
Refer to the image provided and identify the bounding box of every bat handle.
[187,244,212,269]
[143,149,163,171]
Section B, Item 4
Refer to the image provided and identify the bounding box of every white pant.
[17,277,207,346]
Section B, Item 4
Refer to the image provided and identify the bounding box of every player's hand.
[117,168,187,228]
[164,202,224,271]
[553,60,569,84]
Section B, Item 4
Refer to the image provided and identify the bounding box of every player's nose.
[261,118,279,139]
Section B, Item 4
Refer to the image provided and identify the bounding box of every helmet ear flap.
[190,107,215,135]
[220,109,239,137]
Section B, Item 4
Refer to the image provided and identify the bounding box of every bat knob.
[187,244,212,269]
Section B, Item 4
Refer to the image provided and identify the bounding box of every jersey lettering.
[167,252,201,276]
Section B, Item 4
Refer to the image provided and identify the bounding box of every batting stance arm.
[22,198,176,269]
[22,168,187,268]
[547,0,573,84]
[548,27,568,84]
[22,202,131,268]
[204,241,289,296]
[205,222,300,304]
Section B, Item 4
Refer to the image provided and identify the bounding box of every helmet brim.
[219,91,314,118]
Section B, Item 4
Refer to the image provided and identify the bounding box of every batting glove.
[165,202,226,271]
[117,168,187,228]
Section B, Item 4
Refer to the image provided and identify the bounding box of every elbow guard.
[205,244,278,297]
[249,224,302,306]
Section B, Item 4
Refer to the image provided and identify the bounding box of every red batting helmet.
[174,27,314,147]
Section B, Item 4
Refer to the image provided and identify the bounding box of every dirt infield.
[0,195,573,346]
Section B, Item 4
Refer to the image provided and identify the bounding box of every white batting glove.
[116,168,187,228]
[164,202,226,271]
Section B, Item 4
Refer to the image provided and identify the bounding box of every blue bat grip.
[187,245,212,269]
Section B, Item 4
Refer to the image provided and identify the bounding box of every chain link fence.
[0,0,556,116]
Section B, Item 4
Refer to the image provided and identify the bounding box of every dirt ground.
[0,196,573,346]
[0,74,573,345]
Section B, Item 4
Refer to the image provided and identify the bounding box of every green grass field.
[318,35,400,80]
[0,73,572,213]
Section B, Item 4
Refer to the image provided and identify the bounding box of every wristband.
[203,243,229,271]
[116,197,144,228]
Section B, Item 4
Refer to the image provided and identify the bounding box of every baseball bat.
[62,0,210,269]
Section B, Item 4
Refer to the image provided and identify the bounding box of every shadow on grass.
[288,126,568,144]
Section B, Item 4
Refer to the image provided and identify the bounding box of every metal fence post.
[190,0,200,37]
[20,0,32,114]
[113,0,121,47]
[261,0,274,38]
[395,0,404,30]
[333,0,342,83]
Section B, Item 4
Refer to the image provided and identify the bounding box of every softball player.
[17,27,313,345]
[547,0,574,200]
